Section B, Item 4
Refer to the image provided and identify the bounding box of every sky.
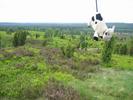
[0,0,133,23]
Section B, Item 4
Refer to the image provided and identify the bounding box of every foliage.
[78,33,88,50]
[102,37,115,64]
[112,55,133,70]
[0,34,1,49]
[13,30,29,47]
[35,33,40,39]
[6,28,14,35]
[44,28,54,39]
[61,44,75,58]
[0,25,133,100]
[42,39,49,46]
[114,43,128,55]
[113,36,133,56]
[128,37,133,56]
[0,31,13,48]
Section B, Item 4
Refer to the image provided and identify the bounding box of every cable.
[95,0,98,12]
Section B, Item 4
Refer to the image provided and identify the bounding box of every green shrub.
[114,36,133,56]
[6,28,14,35]
[128,37,133,56]
[44,29,53,39]
[42,39,49,46]
[60,33,66,39]
[79,34,88,50]
[0,34,1,49]
[61,44,75,58]
[35,33,40,39]
[42,38,54,47]
[114,43,128,55]
[102,37,115,64]
[13,31,29,47]
[0,32,13,48]
[120,44,128,55]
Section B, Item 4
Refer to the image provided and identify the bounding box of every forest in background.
[0,22,133,33]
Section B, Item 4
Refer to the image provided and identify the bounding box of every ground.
[0,30,133,100]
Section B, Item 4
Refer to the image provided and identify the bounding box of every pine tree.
[13,31,28,47]
[102,37,115,64]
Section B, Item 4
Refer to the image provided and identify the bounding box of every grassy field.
[0,30,133,100]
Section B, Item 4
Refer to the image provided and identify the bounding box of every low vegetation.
[0,24,133,100]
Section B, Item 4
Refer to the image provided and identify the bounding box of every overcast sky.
[0,0,133,23]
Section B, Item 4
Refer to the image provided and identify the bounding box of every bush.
[0,34,1,49]
[13,31,29,47]
[128,38,133,56]
[61,44,75,58]
[35,33,40,39]
[102,37,115,64]
[6,28,14,35]
[114,43,128,55]
[42,39,48,46]
[77,34,88,50]
[60,33,65,39]
[120,44,128,55]
[0,33,12,48]
[114,37,133,56]
[44,29,53,39]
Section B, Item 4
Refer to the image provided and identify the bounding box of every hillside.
[0,25,133,100]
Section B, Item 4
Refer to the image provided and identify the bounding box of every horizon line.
[0,22,133,24]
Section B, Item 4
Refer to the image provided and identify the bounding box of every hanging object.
[89,0,115,41]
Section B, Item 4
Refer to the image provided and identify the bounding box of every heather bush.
[44,79,81,100]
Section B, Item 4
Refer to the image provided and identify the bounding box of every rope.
[95,0,98,12]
